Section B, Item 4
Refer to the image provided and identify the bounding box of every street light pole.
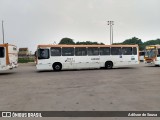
[107,21,114,44]
[111,21,114,44]
[2,21,4,44]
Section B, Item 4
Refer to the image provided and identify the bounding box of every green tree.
[122,37,142,45]
[143,39,160,46]
[113,37,144,50]
[76,41,104,45]
[59,38,75,44]
[114,37,160,51]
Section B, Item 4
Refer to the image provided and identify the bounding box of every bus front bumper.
[145,61,160,66]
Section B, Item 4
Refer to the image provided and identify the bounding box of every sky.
[0,0,160,52]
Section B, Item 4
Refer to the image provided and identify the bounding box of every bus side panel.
[100,55,139,68]
[121,55,139,65]
[155,56,160,65]
[0,47,7,70]
[155,48,160,65]
[140,56,144,62]
[87,56,100,68]
[74,56,89,69]
[58,56,75,69]
[37,56,76,70]
[37,59,52,70]
[74,56,100,69]
[100,55,124,67]
[99,55,111,67]
[8,45,18,68]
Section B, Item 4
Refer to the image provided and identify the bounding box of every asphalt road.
[0,63,160,119]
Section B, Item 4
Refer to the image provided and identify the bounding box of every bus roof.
[146,45,160,49]
[37,44,138,48]
[0,43,17,47]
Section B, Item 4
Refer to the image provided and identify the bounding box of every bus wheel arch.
[52,62,62,71]
[105,61,113,69]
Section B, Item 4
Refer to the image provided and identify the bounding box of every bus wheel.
[105,61,113,69]
[53,63,62,71]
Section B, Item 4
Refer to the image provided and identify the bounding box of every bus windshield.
[145,49,156,58]
[38,49,49,59]
[0,47,5,58]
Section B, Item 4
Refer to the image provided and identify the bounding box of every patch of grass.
[18,58,35,63]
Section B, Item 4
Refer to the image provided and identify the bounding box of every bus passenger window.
[0,47,5,58]
[75,47,87,56]
[13,47,17,51]
[88,47,99,56]
[111,47,122,55]
[99,47,110,55]
[122,47,132,55]
[51,47,61,56]
[62,47,74,56]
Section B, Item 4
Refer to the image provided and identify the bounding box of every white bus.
[0,43,18,71]
[139,51,145,62]
[144,45,160,66]
[36,44,139,71]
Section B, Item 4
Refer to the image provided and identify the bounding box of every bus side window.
[132,47,137,55]
[88,47,99,56]
[122,47,132,55]
[75,47,87,56]
[99,47,110,55]
[62,47,74,56]
[0,47,5,58]
[51,47,61,56]
[111,47,122,55]
[13,47,17,51]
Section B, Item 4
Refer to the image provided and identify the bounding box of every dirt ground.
[0,63,160,119]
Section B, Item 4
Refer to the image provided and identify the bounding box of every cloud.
[0,0,160,52]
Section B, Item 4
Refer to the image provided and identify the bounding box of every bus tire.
[105,61,113,69]
[52,63,62,71]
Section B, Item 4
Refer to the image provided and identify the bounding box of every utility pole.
[111,21,114,44]
[107,21,114,44]
[2,20,5,44]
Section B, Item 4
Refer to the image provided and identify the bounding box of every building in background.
[18,48,29,57]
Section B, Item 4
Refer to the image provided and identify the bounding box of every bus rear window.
[0,47,5,58]
[38,49,50,59]
[132,47,137,55]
